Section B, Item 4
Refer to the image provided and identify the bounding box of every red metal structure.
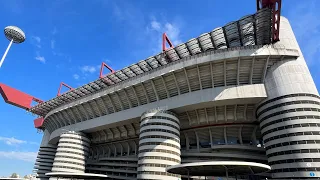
[0,83,45,129]
[99,62,115,78]
[34,117,44,129]
[257,0,282,42]
[162,33,174,51]
[0,83,42,110]
[57,82,73,96]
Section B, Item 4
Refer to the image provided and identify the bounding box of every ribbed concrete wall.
[137,110,181,180]
[34,146,56,180]
[33,130,56,180]
[51,131,90,173]
[257,17,320,179]
[41,8,275,135]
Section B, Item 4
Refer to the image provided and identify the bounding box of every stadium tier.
[1,5,319,180]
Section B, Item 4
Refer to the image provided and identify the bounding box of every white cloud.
[31,36,42,49]
[76,64,103,80]
[0,137,26,146]
[80,65,97,73]
[108,2,182,56]
[35,56,46,63]
[164,23,182,45]
[151,20,161,31]
[0,151,37,162]
[32,36,41,43]
[51,40,55,49]
[103,58,111,63]
[73,74,79,80]
[147,18,183,53]
[29,142,39,145]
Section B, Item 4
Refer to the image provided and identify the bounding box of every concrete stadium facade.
[31,9,320,180]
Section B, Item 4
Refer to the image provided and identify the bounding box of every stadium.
[1,0,320,179]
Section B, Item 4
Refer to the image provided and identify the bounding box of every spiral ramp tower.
[256,17,320,179]
[34,145,57,179]
[50,131,90,173]
[33,130,57,180]
[138,110,181,180]
[45,131,91,180]
[0,2,316,179]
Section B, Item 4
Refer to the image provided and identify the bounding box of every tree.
[10,173,18,178]
[24,175,28,179]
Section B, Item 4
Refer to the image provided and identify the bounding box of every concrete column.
[195,131,200,152]
[257,17,320,179]
[137,109,181,180]
[51,131,90,174]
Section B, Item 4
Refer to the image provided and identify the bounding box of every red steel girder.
[162,33,174,51]
[57,82,73,96]
[34,117,44,129]
[271,0,281,42]
[257,0,273,9]
[99,62,115,78]
[257,0,282,42]
[0,83,43,110]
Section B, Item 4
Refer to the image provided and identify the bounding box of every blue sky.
[0,0,319,177]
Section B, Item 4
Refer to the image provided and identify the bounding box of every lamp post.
[0,26,26,68]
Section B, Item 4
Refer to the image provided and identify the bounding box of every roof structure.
[166,161,271,176]
[45,172,108,179]
[29,9,274,117]
[30,52,169,116]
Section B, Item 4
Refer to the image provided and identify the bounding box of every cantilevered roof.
[45,172,108,179]
[166,161,271,176]
[29,8,273,117]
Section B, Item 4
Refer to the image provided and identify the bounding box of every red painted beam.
[257,0,273,10]
[271,0,281,42]
[257,0,282,43]
[57,82,73,96]
[34,117,44,129]
[162,33,174,51]
[99,62,115,78]
[0,83,43,110]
